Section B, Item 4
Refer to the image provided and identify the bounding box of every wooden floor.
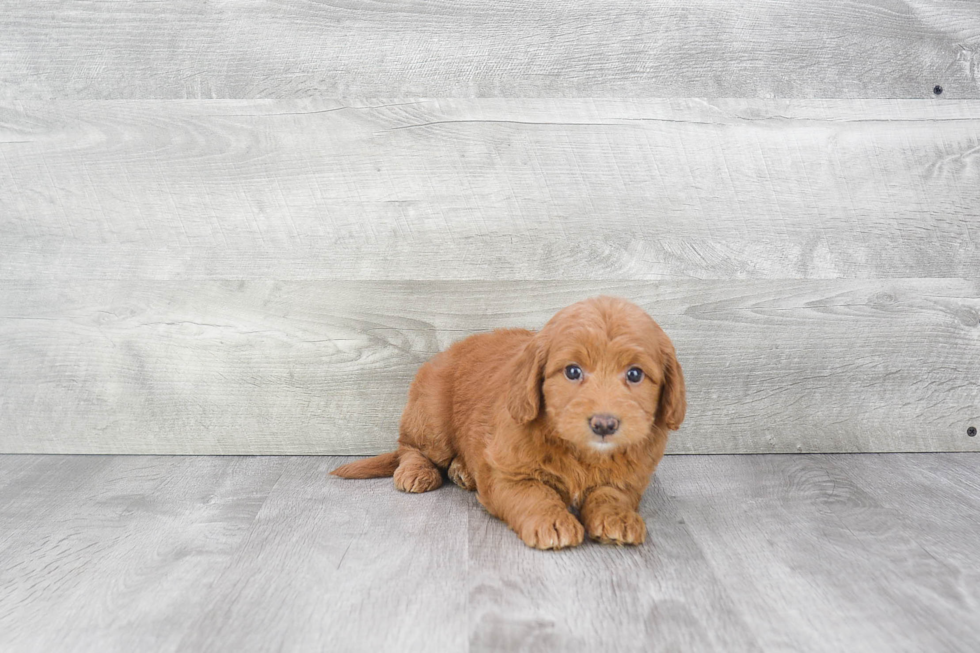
[1,454,978,652]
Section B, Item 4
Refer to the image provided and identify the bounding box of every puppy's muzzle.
[589,414,620,437]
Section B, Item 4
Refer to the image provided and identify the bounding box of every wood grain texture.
[658,454,980,653]
[0,455,287,652]
[2,99,979,281]
[1,0,979,99]
[177,457,469,652]
[1,279,977,455]
[824,454,980,619]
[2,454,980,652]
[468,475,760,652]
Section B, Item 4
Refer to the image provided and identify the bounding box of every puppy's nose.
[589,414,620,437]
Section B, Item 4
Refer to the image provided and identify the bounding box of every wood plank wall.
[1,1,978,454]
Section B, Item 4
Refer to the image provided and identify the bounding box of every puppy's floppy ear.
[507,335,547,424]
[655,338,686,431]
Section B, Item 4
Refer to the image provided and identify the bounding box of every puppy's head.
[507,296,686,453]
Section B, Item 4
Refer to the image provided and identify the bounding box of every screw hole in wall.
[969,426,977,437]
[933,85,943,95]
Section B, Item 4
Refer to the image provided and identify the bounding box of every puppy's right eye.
[564,364,583,381]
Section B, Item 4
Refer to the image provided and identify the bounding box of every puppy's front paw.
[518,510,585,550]
[585,509,646,546]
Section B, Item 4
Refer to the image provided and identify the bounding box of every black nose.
[589,414,620,437]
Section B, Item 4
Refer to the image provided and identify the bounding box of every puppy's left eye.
[626,367,644,384]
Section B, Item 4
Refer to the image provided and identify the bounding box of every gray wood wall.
[1,1,978,454]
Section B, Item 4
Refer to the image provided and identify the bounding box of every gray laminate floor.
[1,454,978,653]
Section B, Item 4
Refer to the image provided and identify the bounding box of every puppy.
[332,296,686,550]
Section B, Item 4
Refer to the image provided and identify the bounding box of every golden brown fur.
[332,296,686,549]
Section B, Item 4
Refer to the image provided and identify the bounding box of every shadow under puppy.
[333,296,686,550]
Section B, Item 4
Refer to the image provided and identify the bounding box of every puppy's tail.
[330,451,400,479]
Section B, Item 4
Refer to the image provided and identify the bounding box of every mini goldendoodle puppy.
[332,295,686,550]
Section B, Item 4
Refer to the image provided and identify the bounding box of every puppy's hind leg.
[393,447,443,493]
[393,356,454,494]
[447,457,476,491]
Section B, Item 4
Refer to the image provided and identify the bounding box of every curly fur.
[332,295,686,549]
